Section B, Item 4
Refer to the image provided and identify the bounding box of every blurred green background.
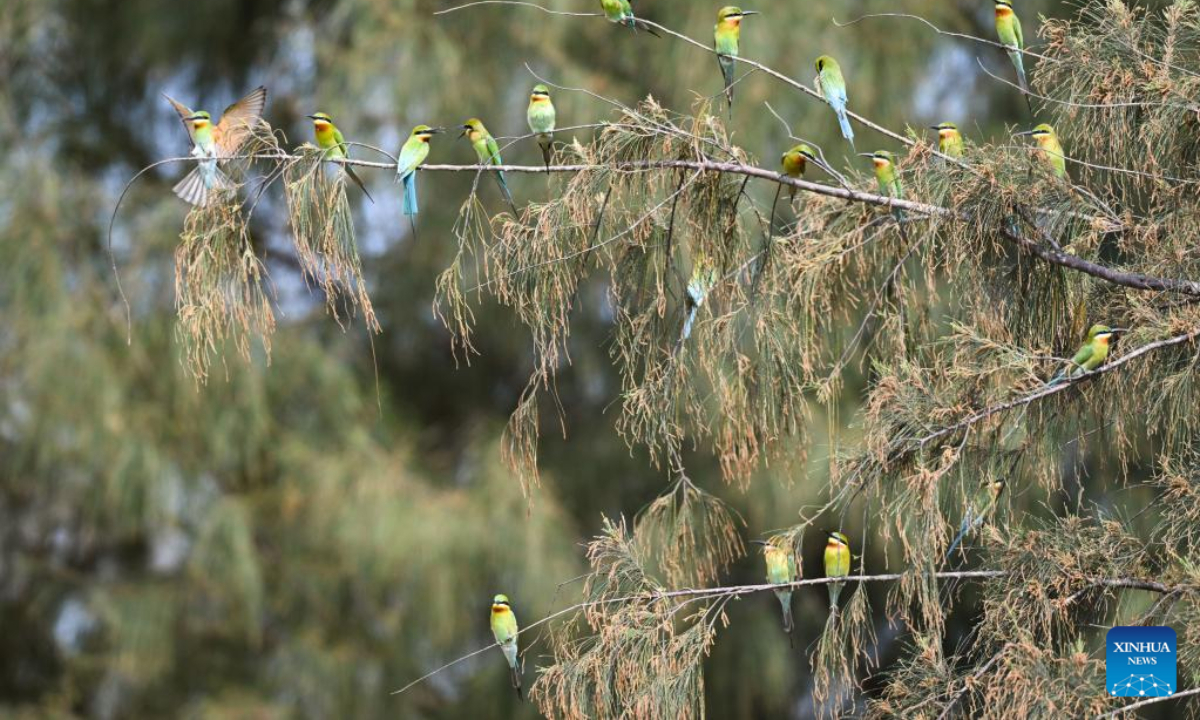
[0,0,1099,717]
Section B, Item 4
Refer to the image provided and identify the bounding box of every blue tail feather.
[834,104,855,150]
[401,172,418,216]
[495,170,517,213]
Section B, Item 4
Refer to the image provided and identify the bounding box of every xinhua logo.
[1106,626,1176,698]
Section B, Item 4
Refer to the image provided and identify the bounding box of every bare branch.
[1096,686,1200,718]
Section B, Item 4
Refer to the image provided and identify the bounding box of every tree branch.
[1096,686,1200,718]
[913,327,1200,451]
[147,151,1200,299]
[390,570,1191,696]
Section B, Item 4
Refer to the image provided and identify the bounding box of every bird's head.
[1016,123,1055,140]
[815,55,837,74]
[460,118,485,138]
[307,112,334,132]
[929,121,960,140]
[825,530,850,547]
[717,6,756,23]
[492,594,511,612]
[530,84,552,103]
[987,478,1006,499]
[186,111,212,130]
[860,150,896,170]
[412,125,443,142]
[995,0,1014,17]
[1085,324,1124,345]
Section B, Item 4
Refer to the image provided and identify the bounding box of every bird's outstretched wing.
[213,86,268,157]
[162,93,195,124]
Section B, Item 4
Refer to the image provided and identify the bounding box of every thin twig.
[1095,686,1200,718]
[912,327,1200,452]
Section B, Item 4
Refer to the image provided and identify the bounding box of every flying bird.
[164,86,268,207]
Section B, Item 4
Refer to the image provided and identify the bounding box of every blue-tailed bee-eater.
[1049,324,1124,385]
[683,251,719,341]
[752,538,797,646]
[308,112,374,202]
[526,85,556,169]
[396,125,443,217]
[164,86,267,207]
[815,56,855,152]
[930,122,965,159]
[1015,123,1068,179]
[861,150,907,240]
[995,0,1034,112]
[490,594,522,699]
[600,0,658,34]
[461,118,518,214]
[824,531,851,616]
[714,7,758,111]
[780,143,816,200]
[946,479,1005,557]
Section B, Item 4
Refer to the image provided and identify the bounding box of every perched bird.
[861,150,906,239]
[995,0,1033,112]
[930,121,965,159]
[600,0,657,34]
[714,7,758,111]
[780,143,816,200]
[863,150,902,200]
[526,85,556,169]
[946,479,1005,558]
[682,252,719,341]
[1049,324,1121,385]
[460,118,518,214]
[752,539,797,646]
[814,55,855,152]
[490,594,522,699]
[164,86,268,207]
[824,531,851,617]
[396,125,443,217]
[308,112,374,202]
[1016,123,1068,179]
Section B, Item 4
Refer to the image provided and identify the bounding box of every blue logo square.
[1106,626,1176,697]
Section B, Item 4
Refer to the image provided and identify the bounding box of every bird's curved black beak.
[857,152,875,158]
[928,125,942,130]
[186,114,206,121]
[459,125,471,138]
[305,114,319,120]
[1013,129,1035,137]
[741,10,760,15]
[750,540,770,547]
[430,127,446,134]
